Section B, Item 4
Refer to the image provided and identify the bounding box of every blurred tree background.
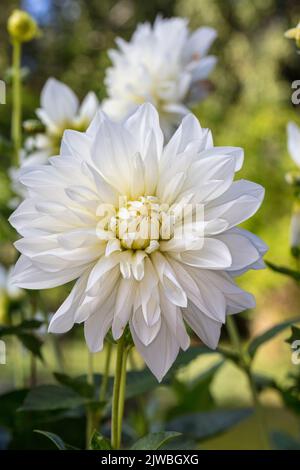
[1,0,300,450]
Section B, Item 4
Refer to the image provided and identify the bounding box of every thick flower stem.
[117,345,129,437]
[11,39,22,167]
[226,315,270,450]
[86,351,95,449]
[111,333,128,449]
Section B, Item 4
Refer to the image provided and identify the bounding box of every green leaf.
[285,326,300,345]
[266,260,300,282]
[167,408,253,442]
[0,319,44,337]
[248,318,300,358]
[271,431,300,450]
[252,373,277,393]
[131,432,181,450]
[20,385,87,412]
[217,347,240,364]
[0,319,44,360]
[168,346,216,372]
[126,370,157,399]
[34,430,67,450]
[34,430,79,450]
[167,361,223,419]
[54,373,94,398]
[90,431,112,450]
[0,389,28,429]
[18,333,43,360]
[125,346,216,399]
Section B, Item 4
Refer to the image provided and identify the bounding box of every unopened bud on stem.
[7,9,40,43]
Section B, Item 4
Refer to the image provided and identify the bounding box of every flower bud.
[7,9,40,43]
[285,22,300,48]
[290,203,300,258]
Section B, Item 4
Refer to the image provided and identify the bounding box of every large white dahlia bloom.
[102,16,217,137]
[10,103,266,380]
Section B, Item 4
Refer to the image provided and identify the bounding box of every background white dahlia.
[102,16,217,138]
[23,77,99,166]
[10,78,99,202]
[10,103,267,381]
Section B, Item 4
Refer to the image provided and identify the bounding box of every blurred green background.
[1,0,300,450]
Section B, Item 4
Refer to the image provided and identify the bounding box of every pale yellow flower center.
[111,196,172,250]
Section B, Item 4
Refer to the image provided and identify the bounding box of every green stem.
[245,367,270,451]
[111,334,127,449]
[129,350,149,435]
[11,39,22,166]
[117,345,129,437]
[99,341,112,402]
[51,335,65,372]
[87,351,94,387]
[226,315,270,450]
[86,351,94,449]
[226,315,244,357]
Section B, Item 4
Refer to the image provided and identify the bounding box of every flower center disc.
[113,196,166,250]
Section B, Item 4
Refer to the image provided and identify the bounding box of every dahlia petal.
[130,317,180,382]
[184,26,217,61]
[79,92,99,122]
[191,56,217,81]
[176,237,232,270]
[132,306,161,346]
[151,252,187,307]
[125,103,163,160]
[48,272,89,333]
[184,301,222,349]
[60,130,92,160]
[206,180,265,228]
[11,255,85,289]
[84,293,115,352]
[40,78,79,126]
[91,118,136,193]
[112,278,135,339]
[216,231,261,271]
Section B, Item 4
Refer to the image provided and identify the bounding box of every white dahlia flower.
[25,77,99,165]
[103,16,217,138]
[10,103,266,380]
[10,78,99,202]
[0,265,23,301]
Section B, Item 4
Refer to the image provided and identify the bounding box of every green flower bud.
[7,9,40,43]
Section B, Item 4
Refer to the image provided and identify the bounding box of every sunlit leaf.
[20,385,87,412]
[266,261,300,282]
[285,326,300,345]
[34,430,78,450]
[90,431,112,450]
[248,318,300,358]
